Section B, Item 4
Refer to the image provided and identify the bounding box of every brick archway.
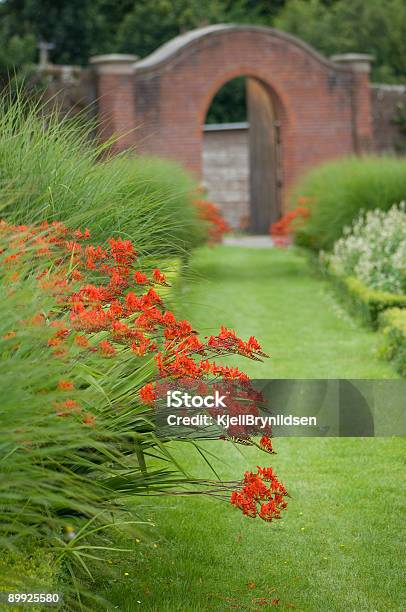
[91,25,373,212]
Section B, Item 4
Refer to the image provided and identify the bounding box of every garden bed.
[328,273,406,328]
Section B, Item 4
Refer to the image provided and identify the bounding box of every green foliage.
[0,33,37,73]
[0,548,57,612]
[379,308,406,377]
[0,94,205,256]
[0,266,165,606]
[293,156,406,251]
[0,0,124,66]
[276,0,406,83]
[115,0,227,58]
[328,274,406,328]
[205,77,247,124]
[95,156,207,255]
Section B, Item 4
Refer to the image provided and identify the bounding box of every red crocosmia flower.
[75,334,89,348]
[86,257,96,270]
[58,379,74,391]
[194,199,230,243]
[217,365,250,383]
[176,335,205,354]
[98,340,116,356]
[71,269,83,281]
[139,382,156,404]
[199,359,212,374]
[83,413,96,426]
[3,331,16,340]
[66,241,82,254]
[54,399,80,414]
[257,466,274,480]
[133,271,148,285]
[164,318,194,340]
[259,436,274,454]
[108,300,124,319]
[162,310,176,326]
[141,288,162,307]
[125,292,142,314]
[231,467,288,522]
[152,268,167,285]
[246,336,261,352]
[269,204,310,246]
[77,284,105,303]
[109,237,136,265]
[111,320,130,338]
[230,490,257,518]
[131,335,156,356]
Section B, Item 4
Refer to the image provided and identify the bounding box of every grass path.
[100,247,405,611]
[177,246,398,379]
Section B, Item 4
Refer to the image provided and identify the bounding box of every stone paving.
[223,235,274,248]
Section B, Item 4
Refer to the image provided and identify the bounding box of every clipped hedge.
[379,308,406,377]
[330,274,406,328]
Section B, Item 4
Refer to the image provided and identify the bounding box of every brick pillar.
[331,54,374,154]
[90,54,138,153]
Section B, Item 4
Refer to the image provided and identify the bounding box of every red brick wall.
[93,26,373,209]
[371,85,406,154]
[97,73,136,152]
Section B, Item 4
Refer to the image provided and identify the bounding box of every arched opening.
[202,76,281,234]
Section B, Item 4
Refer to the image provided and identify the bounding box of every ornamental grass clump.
[293,156,406,251]
[0,92,205,256]
[327,202,406,295]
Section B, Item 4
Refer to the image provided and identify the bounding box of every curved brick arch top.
[97,25,373,206]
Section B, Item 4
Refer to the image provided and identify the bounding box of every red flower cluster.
[1,218,288,521]
[207,326,268,361]
[0,218,267,411]
[194,199,230,244]
[230,467,288,522]
[259,435,274,454]
[270,201,310,247]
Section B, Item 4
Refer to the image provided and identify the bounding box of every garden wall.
[39,65,406,163]
[371,84,406,154]
[202,123,249,230]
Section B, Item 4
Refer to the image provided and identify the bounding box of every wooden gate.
[247,78,279,234]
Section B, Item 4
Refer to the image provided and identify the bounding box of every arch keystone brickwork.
[91,25,374,213]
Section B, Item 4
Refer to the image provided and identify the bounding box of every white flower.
[324,202,406,294]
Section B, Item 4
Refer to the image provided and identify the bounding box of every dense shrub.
[379,308,406,376]
[293,157,406,251]
[327,203,406,295]
[0,95,205,256]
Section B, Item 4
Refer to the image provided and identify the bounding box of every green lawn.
[99,246,405,611]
